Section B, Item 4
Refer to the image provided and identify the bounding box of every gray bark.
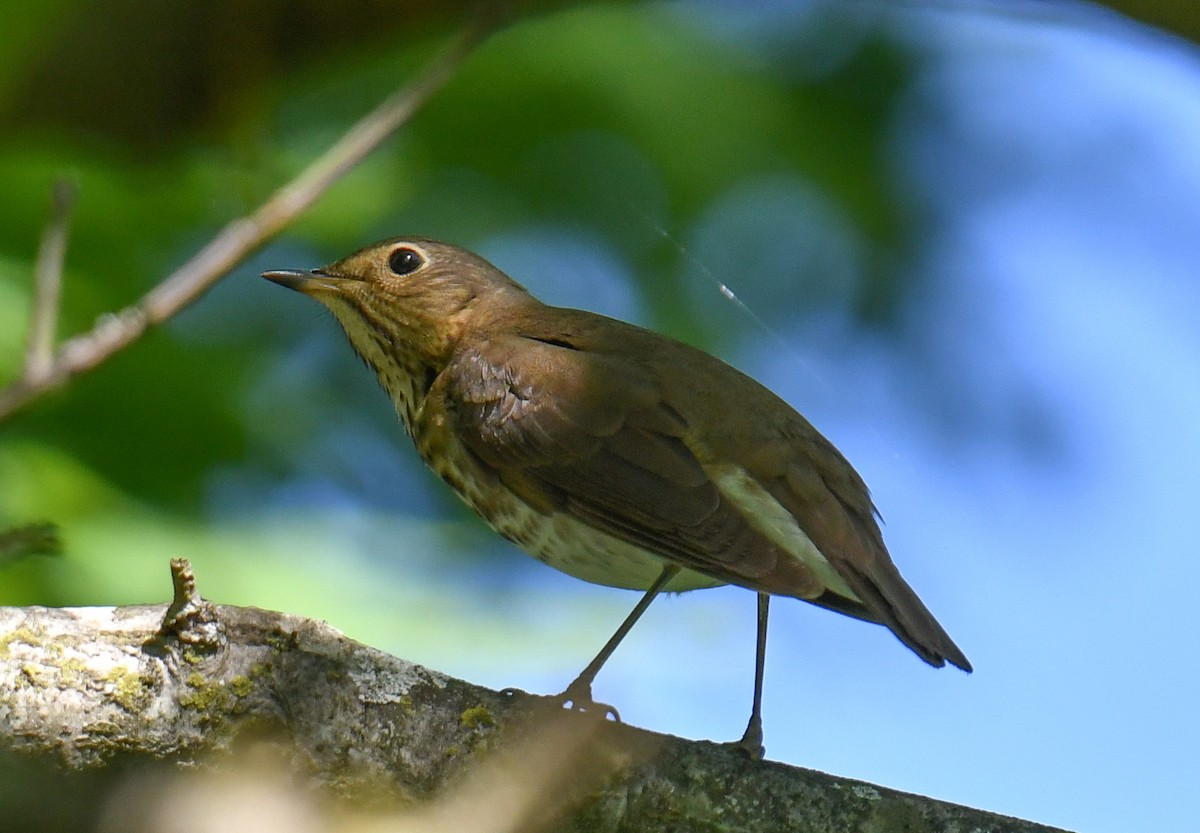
[0,560,1070,833]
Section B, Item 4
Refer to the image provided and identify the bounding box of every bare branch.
[25,180,76,383]
[0,523,61,565]
[0,15,497,424]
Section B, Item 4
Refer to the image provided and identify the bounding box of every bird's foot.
[554,679,621,722]
[723,718,765,761]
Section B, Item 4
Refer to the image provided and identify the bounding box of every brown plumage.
[264,236,970,754]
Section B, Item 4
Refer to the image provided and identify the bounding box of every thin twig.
[0,522,62,564]
[0,15,497,424]
[25,180,76,383]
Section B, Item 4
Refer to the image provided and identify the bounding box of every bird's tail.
[842,559,973,672]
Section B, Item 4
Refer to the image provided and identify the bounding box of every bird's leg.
[558,563,681,719]
[729,592,770,760]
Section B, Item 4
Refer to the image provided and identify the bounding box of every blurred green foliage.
[0,1,918,633]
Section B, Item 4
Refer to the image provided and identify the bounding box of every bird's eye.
[388,246,424,276]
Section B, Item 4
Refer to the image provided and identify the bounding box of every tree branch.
[0,560,1068,833]
[0,13,498,425]
[25,180,76,383]
[0,523,61,566]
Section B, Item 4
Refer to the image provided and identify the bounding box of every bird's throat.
[330,307,437,437]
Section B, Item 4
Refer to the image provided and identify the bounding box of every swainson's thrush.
[264,237,971,757]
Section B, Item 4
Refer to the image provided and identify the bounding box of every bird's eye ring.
[388,246,424,276]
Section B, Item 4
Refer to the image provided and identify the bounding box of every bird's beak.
[262,268,341,295]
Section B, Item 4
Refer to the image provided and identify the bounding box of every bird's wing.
[442,331,970,671]
[440,333,817,591]
[753,436,973,671]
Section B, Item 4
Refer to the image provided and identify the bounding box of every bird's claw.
[555,682,621,722]
[723,721,765,761]
[561,697,621,722]
[723,737,765,761]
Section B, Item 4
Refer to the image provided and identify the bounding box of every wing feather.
[441,326,970,671]
[753,439,972,671]
[444,335,793,585]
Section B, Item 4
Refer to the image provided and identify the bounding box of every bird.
[263,236,971,758]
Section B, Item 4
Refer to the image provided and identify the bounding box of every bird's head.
[264,237,531,372]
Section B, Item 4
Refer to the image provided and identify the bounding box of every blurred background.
[3,1,1199,830]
